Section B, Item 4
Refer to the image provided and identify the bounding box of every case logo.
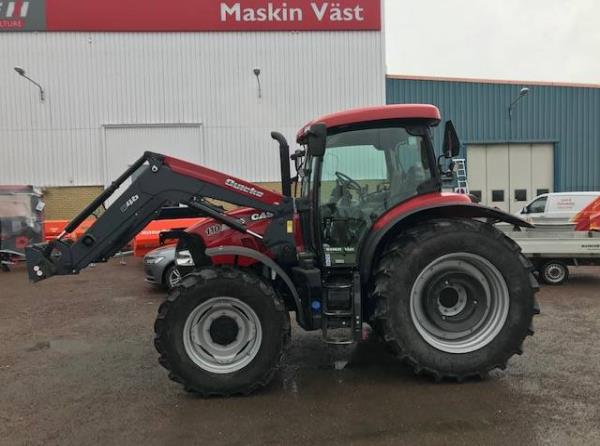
[250,211,273,221]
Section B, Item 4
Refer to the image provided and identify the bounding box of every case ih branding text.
[221,2,365,22]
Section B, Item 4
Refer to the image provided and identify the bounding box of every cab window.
[318,125,432,261]
[527,197,547,214]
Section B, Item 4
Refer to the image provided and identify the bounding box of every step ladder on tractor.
[453,158,469,195]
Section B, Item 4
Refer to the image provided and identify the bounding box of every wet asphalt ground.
[1,258,599,445]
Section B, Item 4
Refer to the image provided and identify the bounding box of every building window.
[536,188,549,197]
[470,190,482,202]
[492,190,504,202]
[514,189,527,201]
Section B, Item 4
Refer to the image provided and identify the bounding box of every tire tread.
[154,266,290,397]
[372,218,540,381]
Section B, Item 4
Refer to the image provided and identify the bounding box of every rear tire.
[540,260,569,285]
[372,218,539,381]
[154,266,290,396]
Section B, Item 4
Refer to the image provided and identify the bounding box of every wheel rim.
[544,263,566,283]
[410,253,510,354]
[168,268,182,288]
[183,297,262,374]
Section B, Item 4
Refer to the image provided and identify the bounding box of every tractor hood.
[184,207,274,257]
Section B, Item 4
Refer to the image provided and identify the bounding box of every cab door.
[315,124,435,267]
[521,195,548,225]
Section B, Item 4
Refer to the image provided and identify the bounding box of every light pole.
[507,87,530,212]
[14,66,45,102]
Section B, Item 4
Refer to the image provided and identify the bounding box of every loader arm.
[26,152,294,282]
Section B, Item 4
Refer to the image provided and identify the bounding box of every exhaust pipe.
[271,131,292,197]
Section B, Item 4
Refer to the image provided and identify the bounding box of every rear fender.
[359,202,532,281]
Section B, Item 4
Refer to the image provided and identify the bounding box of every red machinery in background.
[44,209,205,257]
[0,186,44,271]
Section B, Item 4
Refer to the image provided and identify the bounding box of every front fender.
[359,202,532,282]
[204,246,303,325]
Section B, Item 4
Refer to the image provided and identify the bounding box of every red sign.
[15,0,380,32]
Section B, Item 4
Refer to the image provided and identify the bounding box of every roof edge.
[386,74,600,90]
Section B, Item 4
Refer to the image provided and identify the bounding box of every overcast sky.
[384,0,600,84]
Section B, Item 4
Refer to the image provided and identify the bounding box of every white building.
[0,0,385,211]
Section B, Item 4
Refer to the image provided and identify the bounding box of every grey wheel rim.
[410,253,510,354]
[183,297,262,374]
[167,268,182,288]
[544,263,566,284]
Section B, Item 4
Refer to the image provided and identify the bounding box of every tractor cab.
[295,105,457,268]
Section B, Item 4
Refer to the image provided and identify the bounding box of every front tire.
[154,267,290,396]
[372,218,539,380]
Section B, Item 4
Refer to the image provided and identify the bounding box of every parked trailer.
[498,225,600,285]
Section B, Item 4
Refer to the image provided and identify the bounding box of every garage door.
[103,124,203,203]
[466,143,553,213]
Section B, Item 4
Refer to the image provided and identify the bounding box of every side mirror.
[521,207,528,214]
[442,120,460,158]
[307,123,327,157]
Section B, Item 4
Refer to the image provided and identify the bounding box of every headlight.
[145,256,165,265]
[176,250,195,266]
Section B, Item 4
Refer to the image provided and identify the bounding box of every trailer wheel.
[540,261,569,285]
[154,266,290,396]
[372,218,539,381]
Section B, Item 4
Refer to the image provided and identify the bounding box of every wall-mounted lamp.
[14,66,45,102]
[253,67,262,99]
[508,87,529,119]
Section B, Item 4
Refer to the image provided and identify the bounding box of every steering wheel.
[335,171,363,194]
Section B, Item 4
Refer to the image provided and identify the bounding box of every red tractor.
[27,104,539,395]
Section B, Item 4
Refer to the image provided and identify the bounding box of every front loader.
[26,104,539,395]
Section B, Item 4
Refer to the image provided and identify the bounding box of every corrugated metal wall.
[0,31,385,186]
[386,76,600,192]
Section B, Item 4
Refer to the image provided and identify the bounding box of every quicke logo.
[225,178,264,198]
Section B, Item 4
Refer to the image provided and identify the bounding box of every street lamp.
[253,67,262,99]
[14,66,45,102]
[508,87,529,119]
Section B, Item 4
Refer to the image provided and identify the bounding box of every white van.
[516,192,600,226]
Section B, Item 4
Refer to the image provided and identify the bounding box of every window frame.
[526,196,548,214]
[310,119,441,265]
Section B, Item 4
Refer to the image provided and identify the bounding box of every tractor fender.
[204,246,303,324]
[359,202,533,281]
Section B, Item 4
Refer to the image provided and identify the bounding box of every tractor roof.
[297,104,441,142]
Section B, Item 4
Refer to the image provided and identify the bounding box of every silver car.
[143,246,181,289]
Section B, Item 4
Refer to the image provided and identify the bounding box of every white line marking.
[6,1,15,17]
[20,2,29,17]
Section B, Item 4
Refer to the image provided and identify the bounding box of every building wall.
[1,31,385,187]
[386,76,600,192]
[42,186,104,220]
